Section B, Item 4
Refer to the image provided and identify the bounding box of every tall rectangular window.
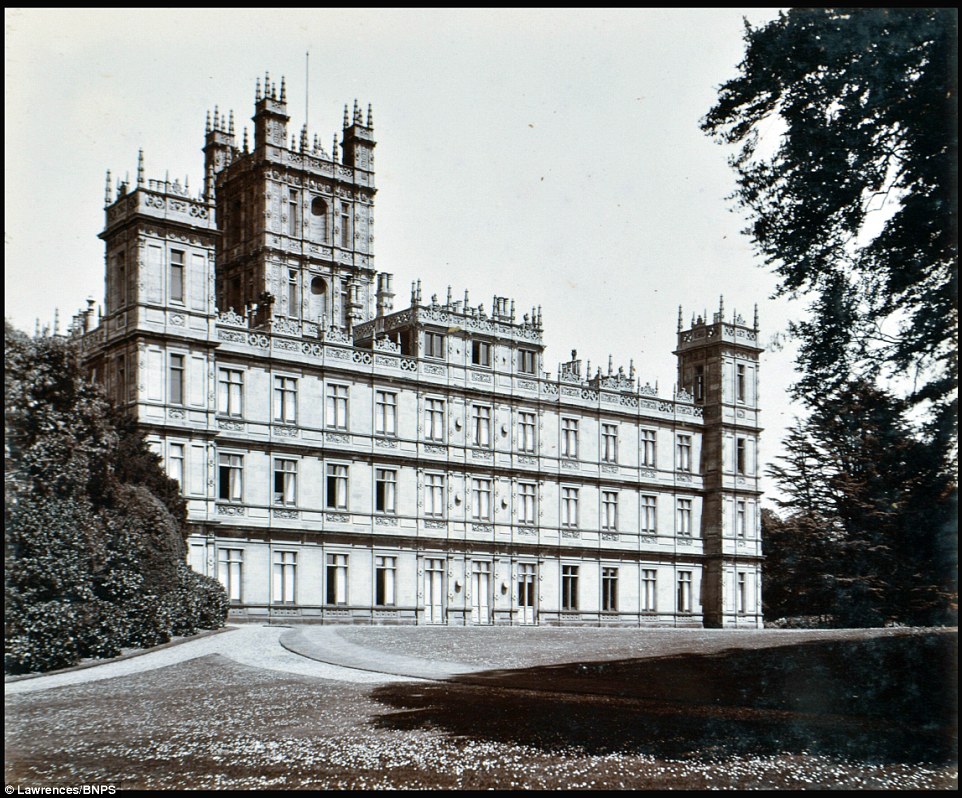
[677,570,692,613]
[273,550,296,604]
[274,376,297,424]
[602,423,618,463]
[170,250,185,303]
[114,252,126,309]
[326,464,348,510]
[326,553,348,605]
[677,498,693,537]
[561,418,579,459]
[641,495,657,534]
[518,482,536,525]
[218,548,243,602]
[471,478,492,521]
[287,270,299,319]
[375,468,397,514]
[642,569,657,612]
[425,398,445,442]
[736,364,747,403]
[273,459,297,506]
[561,487,579,528]
[562,565,579,611]
[326,384,348,430]
[425,473,445,517]
[472,405,491,448]
[736,500,747,538]
[424,332,445,359]
[602,490,618,530]
[736,437,747,474]
[169,354,185,405]
[218,453,243,502]
[375,556,396,606]
[375,391,397,436]
[517,411,536,453]
[676,434,692,472]
[737,571,747,614]
[168,443,185,489]
[288,190,299,237]
[217,368,243,417]
[602,567,618,612]
[694,365,704,401]
[640,429,657,468]
[340,204,351,249]
[518,349,536,374]
[471,340,491,367]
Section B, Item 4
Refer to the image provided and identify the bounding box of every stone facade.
[80,75,763,627]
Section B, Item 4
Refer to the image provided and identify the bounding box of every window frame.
[325,463,349,510]
[273,375,298,424]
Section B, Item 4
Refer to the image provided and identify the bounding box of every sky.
[4,7,800,505]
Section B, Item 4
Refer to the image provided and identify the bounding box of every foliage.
[4,322,228,674]
[703,9,958,625]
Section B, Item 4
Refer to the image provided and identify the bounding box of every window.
[116,356,127,403]
[518,482,536,525]
[326,464,348,510]
[736,500,747,538]
[326,553,348,605]
[273,550,296,604]
[273,376,297,424]
[561,418,579,459]
[217,368,243,417]
[168,443,185,489]
[471,340,491,367]
[425,398,445,442]
[288,189,299,237]
[561,487,579,527]
[517,563,536,621]
[677,498,693,537]
[694,365,704,401]
[218,548,242,602]
[340,204,351,248]
[737,571,747,614]
[287,270,299,319]
[676,434,692,472]
[218,453,243,502]
[602,567,618,612]
[641,495,657,534]
[517,411,536,453]
[602,423,618,463]
[424,332,445,359]
[472,405,491,448]
[114,252,126,310]
[326,384,348,430]
[736,364,747,403]
[562,565,579,611]
[425,473,445,517]
[375,556,396,606]
[375,468,396,514]
[518,348,536,374]
[736,437,747,475]
[170,250,185,303]
[642,569,657,612]
[677,570,692,613]
[602,490,618,531]
[169,354,185,405]
[471,478,492,521]
[375,391,397,436]
[273,459,297,506]
[640,429,657,467]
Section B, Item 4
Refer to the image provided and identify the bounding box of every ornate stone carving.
[422,363,445,375]
[168,313,186,326]
[218,329,248,344]
[217,419,244,431]
[601,464,618,474]
[168,408,185,419]
[217,504,245,516]
[248,333,270,349]
[601,532,620,541]
[375,354,398,368]
[375,516,398,526]
[273,339,300,352]
[424,445,446,454]
[423,520,447,529]
[471,523,493,534]
[561,529,580,539]
[373,336,400,353]
[375,438,399,448]
[326,513,349,523]
[273,509,299,519]
[325,433,350,444]
[274,426,298,438]
[218,309,248,328]
[271,318,302,337]
[471,371,493,384]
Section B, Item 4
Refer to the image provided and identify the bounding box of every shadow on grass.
[371,631,957,763]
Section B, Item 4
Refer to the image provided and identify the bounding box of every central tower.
[207,74,377,331]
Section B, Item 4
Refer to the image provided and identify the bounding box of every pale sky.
[4,7,799,505]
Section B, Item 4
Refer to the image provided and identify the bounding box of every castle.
[76,73,764,627]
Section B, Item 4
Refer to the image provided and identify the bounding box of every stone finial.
[280,75,286,103]
[510,298,515,321]
[228,109,235,136]
[104,170,112,206]
[678,304,683,332]
[367,103,373,127]
[719,294,724,317]
[255,77,261,101]
[411,281,417,305]
[243,127,249,152]
[300,124,308,152]
[753,303,759,330]
[205,163,215,201]
[416,279,422,303]
[343,104,349,128]
[629,359,636,379]
[205,109,212,133]
[353,98,361,124]
[53,308,60,336]
[608,354,613,375]
[214,105,220,130]
[137,149,145,186]
[332,134,339,161]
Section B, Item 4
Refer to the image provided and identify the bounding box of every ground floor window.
[326,553,348,605]
[218,548,243,602]
[273,550,296,604]
[602,567,618,612]
[737,571,747,614]
[424,558,445,624]
[470,560,492,625]
[517,563,537,624]
[375,556,396,606]
[677,570,692,614]
[562,565,579,611]
[642,569,657,612]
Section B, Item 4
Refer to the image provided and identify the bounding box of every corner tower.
[210,73,377,331]
[675,299,764,628]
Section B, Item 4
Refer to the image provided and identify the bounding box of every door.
[424,558,445,624]
[517,562,536,625]
[471,561,492,625]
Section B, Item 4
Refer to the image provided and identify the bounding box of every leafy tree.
[703,9,958,625]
